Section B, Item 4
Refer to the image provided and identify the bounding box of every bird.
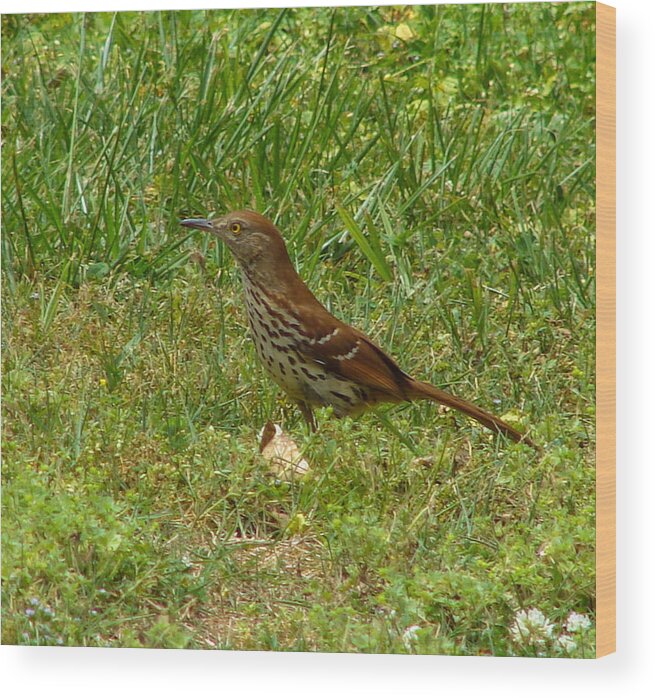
[181,210,535,447]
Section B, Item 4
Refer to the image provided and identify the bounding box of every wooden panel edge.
[595,0,616,658]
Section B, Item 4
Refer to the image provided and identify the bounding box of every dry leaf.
[189,250,206,271]
[395,23,415,41]
[259,422,310,480]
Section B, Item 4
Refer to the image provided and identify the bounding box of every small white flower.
[510,608,555,645]
[402,625,422,649]
[566,611,591,633]
[557,634,577,652]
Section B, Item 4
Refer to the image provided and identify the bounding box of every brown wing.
[295,313,413,402]
[266,280,413,401]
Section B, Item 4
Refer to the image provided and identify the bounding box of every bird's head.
[181,210,291,272]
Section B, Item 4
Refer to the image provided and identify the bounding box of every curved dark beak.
[180,218,214,232]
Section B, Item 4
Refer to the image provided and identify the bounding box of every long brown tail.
[408,379,536,448]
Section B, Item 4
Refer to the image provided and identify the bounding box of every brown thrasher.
[181,211,534,447]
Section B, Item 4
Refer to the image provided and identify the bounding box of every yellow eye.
[230,222,241,234]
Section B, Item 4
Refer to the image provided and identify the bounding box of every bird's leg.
[297,401,317,432]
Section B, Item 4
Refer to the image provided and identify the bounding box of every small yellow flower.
[99,378,107,387]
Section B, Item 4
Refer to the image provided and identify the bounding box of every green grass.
[2,3,596,655]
